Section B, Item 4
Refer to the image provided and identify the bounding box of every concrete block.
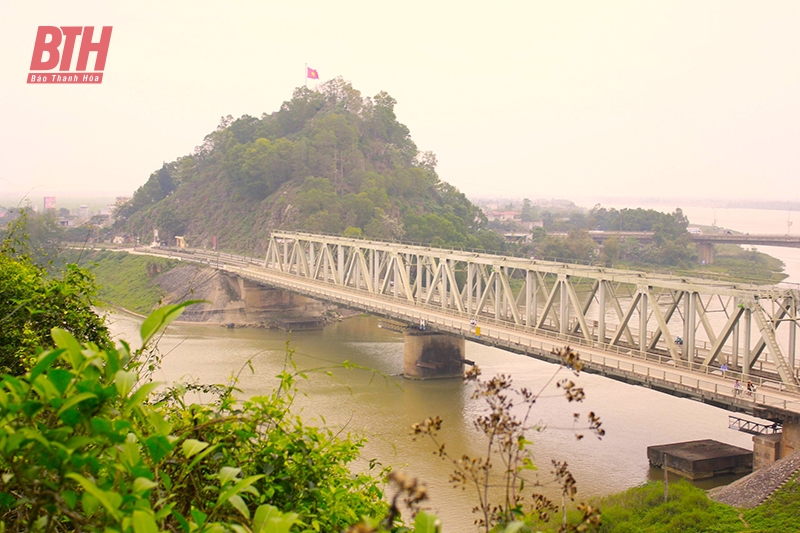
[648,439,752,480]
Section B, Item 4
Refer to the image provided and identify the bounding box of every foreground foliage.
[591,481,742,533]
[0,220,109,375]
[0,304,387,532]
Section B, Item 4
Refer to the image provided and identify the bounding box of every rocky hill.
[114,78,504,255]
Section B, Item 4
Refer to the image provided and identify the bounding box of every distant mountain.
[115,78,503,254]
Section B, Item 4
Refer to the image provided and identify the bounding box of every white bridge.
[134,231,800,422]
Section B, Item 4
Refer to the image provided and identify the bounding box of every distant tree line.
[531,205,693,266]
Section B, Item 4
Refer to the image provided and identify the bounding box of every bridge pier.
[753,434,782,469]
[752,420,800,469]
[781,420,800,457]
[238,278,273,311]
[403,330,465,379]
[236,277,323,314]
[697,243,715,265]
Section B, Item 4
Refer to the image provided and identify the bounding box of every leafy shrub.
[0,303,385,532]
[0,249,109,375]
[592,481,742,533]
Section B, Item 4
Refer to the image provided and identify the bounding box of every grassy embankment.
[64,249,180,314]
[533,476,800,532]
[616,245,787,284]
[695,244,788,284]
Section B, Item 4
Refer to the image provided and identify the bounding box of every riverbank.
[65,249,178,314]
[613,244,787,285]
[68,249,349,326]
[519,437,800,531]
[618,472,800,532]
[709,451,800,509]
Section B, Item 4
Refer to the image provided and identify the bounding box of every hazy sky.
[2,1,799,205]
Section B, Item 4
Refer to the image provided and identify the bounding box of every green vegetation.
[0,220,109,375]
[0,304,389,532]
[691,244,787,284]
[745,474,800,532]
[609,244,787,284]
[0,210,63,269]
[528,477,800,532]
[113,79,502,255]
[590,481,742,532]
[64,249,180,314]
[532,206,693,267]
[491,202,786,281]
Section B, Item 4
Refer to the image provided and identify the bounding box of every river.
[107,313,753,531]
[107,206,794,531]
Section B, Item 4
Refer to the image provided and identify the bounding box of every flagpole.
[304,63,307,88]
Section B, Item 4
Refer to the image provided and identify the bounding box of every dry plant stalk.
[412,346,604,532]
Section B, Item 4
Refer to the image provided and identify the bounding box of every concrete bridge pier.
[235,276,322,314]
[782,420,800,457]
[403,330,466,379]
[238,278,272,311]
[697,242,715,265]
[752,420,800,469]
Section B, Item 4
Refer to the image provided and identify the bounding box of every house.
[503,232,531,244]
[487,211,522,222]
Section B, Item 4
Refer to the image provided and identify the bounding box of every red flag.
[307,67,319,80]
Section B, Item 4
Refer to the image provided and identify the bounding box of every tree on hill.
[113,78,502,254]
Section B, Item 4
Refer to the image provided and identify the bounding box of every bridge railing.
[728,416,782,435]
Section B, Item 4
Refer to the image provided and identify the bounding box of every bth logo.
[28,26,112,84]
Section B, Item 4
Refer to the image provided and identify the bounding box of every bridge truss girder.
[265,232,800,390]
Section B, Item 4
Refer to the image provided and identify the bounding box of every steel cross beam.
[265,231,800,390]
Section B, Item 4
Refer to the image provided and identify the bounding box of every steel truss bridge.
[132,231,800,420]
